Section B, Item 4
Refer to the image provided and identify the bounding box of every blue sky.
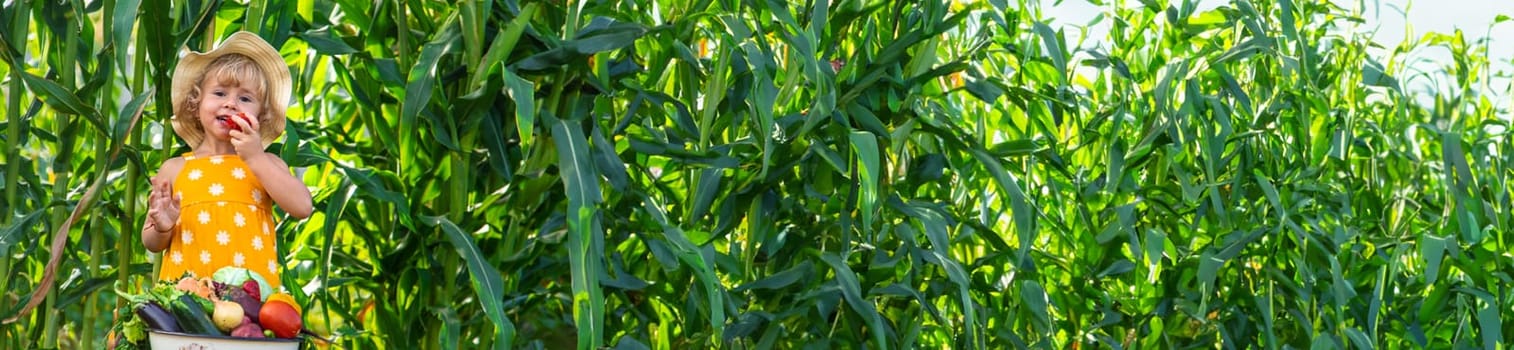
[1039,0,1514,109]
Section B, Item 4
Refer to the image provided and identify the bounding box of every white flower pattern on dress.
[164,155,284,286]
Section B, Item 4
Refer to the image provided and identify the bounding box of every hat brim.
[170,31,291,147]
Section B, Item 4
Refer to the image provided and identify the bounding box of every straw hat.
[170,31,291,147]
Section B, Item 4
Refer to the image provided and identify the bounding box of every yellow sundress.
[157,153,282,287]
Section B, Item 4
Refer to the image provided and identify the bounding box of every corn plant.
[3,0,1512,349]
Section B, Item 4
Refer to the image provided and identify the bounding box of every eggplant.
[136,301,181,332]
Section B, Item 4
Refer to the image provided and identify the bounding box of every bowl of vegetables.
[115,267,306,349]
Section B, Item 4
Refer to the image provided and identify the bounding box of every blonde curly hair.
[174,54,274,146]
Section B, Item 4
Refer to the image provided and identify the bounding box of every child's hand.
[228,112,264,158]
[146,180,180,232]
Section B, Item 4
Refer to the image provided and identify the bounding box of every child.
[140,32,312,288]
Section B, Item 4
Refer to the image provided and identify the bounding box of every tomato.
[258,301,303,338]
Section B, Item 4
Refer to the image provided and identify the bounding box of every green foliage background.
[1,0,1512,349]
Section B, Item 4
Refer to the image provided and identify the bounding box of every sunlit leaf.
[429,216,516,349]
[849,131,880,230]
[820,253,889,348]
[641,196,726,341]
[21,72,100,118]
[1098,260,1136,278]
[1421,235,1447,285]
[481,112,514,180]
[300,27,358,55]
[1474,290,1501,349]
[734,261,810,292]
[1031,22,1066,85]
[969,148,1034,264]
[690,167,721,222]
[571,17,647,54]
[590,126,627,191]
[401,26,458,144]
[0,209,49,253]
[113,89,153,144]
[112,0,142,65]
[1361,59,1399,90]
[502,69,535,149]
[1021,280,1050,333]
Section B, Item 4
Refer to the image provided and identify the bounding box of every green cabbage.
[211,267,273,301]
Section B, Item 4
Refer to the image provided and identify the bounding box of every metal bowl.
[148,330,301,350]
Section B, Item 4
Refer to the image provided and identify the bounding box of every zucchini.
[171,294,222,336]
[135,301,181,332]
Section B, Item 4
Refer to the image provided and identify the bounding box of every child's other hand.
[147,180,180,232]
[228,112,264,158]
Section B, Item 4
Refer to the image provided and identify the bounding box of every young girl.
[141,32,312,288]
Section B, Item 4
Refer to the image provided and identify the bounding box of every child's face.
[196,75,264,141]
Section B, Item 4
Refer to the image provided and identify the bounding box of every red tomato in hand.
[224,113,250,131]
